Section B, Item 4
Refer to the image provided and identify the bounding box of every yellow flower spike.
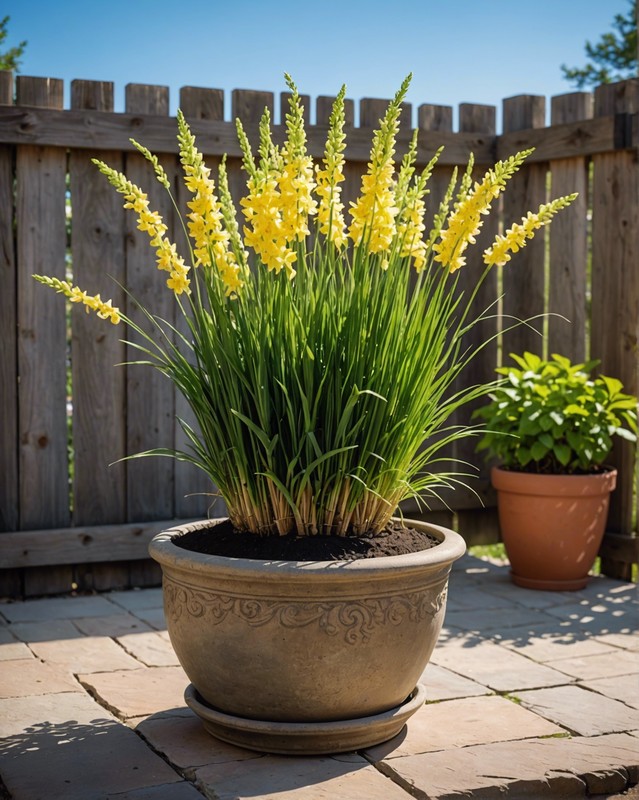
[349,74,412,256]
[176,111,242,296]
[92,158,189,297]
[433,149,533,273]
[278,75,317,244]
[130,139,171,190]
[396,146,442,272]
[483,193,578,268]
[34,275,121,325]
[315,85,347,248]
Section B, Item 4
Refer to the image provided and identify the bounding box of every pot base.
[184,682,426,755]
[511,571,589,592]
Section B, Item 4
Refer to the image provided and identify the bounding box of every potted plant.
[35,75,577,753]
[475,352,637,591]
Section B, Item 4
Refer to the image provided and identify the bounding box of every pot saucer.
[184,682,426,755]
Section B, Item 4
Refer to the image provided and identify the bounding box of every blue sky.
[4,0,626,129]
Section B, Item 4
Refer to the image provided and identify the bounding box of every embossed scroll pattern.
[164,578,447,645]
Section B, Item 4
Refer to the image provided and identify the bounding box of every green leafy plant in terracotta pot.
[475,352,637,591]
[34,75,577,753]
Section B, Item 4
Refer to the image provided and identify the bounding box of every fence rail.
[1,71,637,596]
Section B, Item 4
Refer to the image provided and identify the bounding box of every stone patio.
[0,554,637,799]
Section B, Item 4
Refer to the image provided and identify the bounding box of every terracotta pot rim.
[491,465,617,496]
[149,516,466,582]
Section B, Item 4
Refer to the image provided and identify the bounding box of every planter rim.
[149,517,466,581]
[491,465,617,496]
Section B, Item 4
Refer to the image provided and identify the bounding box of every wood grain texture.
[69,80,129,592]
[501,95,548,360]
[179,86,224,121]
[591,80,639,549]
[454,102,499,510]
[124,83,175,524]
[16,78,69,531]
[15,77,72,596]
[232,89,273,125]
[0,105,496,165]
[0,70,13,105]
[70,81,127,525]
[547,92,592,362]
[0,84,17,531]
[0,519,198,568]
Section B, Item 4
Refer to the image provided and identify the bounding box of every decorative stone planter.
[149,517,466,754]
[492,466,617,591]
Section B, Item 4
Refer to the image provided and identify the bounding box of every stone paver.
[444,606,552,631]
[133,707,260,771]
[0,658,80,698]
[546,649,638,681]
[8,619,84,642]
[0,595,119,623]
[376,733,638,800]
[73,612,153,637]
[0,638,32,661]
[364,694,563,759]
[0,691,183,800]
[516,685,639,736]
[195,755,412,800]
[29,635,144,673]
[117,631,181,667]
[581,674,639,709]
[133,607,167,630]
[79,665,189,718]
[490,622,619,661]
[430,636,570,691]
[420,662,490,701]
[107,588,164,611]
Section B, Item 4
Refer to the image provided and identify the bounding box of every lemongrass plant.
[35,74,577,537]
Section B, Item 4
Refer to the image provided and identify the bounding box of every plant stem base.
[510,571,589,592]
[184,682,426,755]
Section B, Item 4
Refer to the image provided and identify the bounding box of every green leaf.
[530,440,549,461]
[553,443,572,466]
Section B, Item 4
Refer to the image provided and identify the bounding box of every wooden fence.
[0,71,637,596]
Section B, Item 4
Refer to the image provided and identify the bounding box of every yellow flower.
[34,275,121,324]
[484,194,578,267]
[315,86,347,248]
[92,159,191,297]
[433,149,533,273]
[349,75,411,257]
[177,111,243,297]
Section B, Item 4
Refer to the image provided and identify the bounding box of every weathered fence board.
[0,71,637,595]
[501,95,548,359]
[547,92,592,362]
[591,80,639,578]
[15,77,72,597]
[69,79,129,592]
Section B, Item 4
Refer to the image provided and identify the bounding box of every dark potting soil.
[172,519,440,561]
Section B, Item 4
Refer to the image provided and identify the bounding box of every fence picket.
[501,95,547,360]
[69,80,129,591]
[0,72,16,534]
[123,83,175,527]
[591,80,639,568]
[455,103,500,541]
[547,92,592,362]
[15,76,72,595]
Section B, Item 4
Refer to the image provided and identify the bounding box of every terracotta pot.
[149,517,465,754]
[491,466,617,591]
